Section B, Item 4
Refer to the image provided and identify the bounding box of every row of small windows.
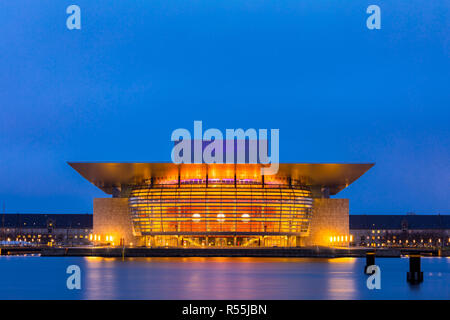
[357,236,450,248]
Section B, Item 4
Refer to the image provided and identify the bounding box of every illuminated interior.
[129,179,313,247]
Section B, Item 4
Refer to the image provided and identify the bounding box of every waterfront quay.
[38,246,448,258]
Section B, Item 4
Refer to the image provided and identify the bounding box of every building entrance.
[144,235,298,247]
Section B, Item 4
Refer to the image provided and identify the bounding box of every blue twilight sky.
[0,1,449,214]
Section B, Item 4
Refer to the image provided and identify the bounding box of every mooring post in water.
[407,254,423,284]
[121,237,125,261]
[364,251,375,274]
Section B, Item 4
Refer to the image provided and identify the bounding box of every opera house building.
[70,163,373,247]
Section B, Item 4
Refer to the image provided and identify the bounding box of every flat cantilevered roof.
[69,162,374,195]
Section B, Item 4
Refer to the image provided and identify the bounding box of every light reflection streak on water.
[1,256,447,299]
[80,257,362,299]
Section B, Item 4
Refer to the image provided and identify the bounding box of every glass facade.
[129,180,313,247]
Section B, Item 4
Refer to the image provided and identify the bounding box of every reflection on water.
[325,258,357,299]
[0,256,448,299]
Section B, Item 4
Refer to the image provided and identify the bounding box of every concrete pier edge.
[37,247,447,258]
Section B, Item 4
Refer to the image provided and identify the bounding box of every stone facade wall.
[305,198,349,246]
[93,198,138,245]
[93,197,349,248]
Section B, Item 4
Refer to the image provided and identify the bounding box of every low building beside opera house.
[69,162,373,247]
[0,214,92,246]
[350,214,450,248]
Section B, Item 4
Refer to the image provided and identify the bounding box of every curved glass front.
[129,183,313,238]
